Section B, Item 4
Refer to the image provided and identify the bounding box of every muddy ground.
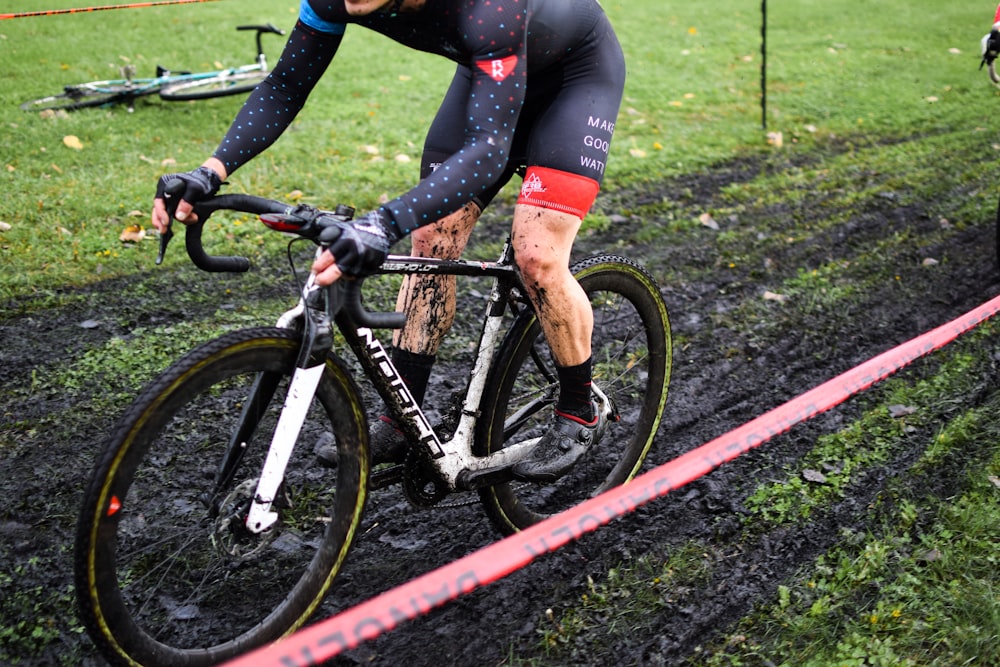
[1,138,998,666]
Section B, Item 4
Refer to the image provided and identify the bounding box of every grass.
[2,0,999,665]
[2,1,990,302]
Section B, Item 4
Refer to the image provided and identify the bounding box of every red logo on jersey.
[476,55,518,82]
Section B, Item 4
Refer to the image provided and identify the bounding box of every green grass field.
[1,0,990,299]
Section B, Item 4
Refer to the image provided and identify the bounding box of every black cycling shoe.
[511,406,606,483]
[314,416,408,468]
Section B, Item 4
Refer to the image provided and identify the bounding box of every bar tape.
[0,0,223,20]
[223,291,1000,667]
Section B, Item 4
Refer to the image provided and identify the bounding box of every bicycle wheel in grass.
[159,71,268,101]
[20,85,128,111]
[476,255,672,535]
[75,328,368,667]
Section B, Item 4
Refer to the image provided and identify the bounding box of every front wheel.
[159,71,268,101]
[20,85,128,111]
[476,255,672,535]
[75,328,368,667]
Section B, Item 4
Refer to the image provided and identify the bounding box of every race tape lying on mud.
[222,292,1000,667]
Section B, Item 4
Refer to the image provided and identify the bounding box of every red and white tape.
[0,0,223,20]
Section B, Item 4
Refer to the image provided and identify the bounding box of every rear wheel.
[75,327,368,667]
[476,255,672,535]
[159,71,268,101]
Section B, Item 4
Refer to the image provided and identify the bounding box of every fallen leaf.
[287,190,304,201]
[629,148,647,158]
[989,475,1000,489]
[888,404,916,418]
[767,131,783,148]
[161,158,177,167]
[63,135,84,150]
[762,290,788,303]
[79,319,100,329]
[698,212,719,230]
[0,221,11,232]
[119,224,145,244]
[394,154,411,163]
[922,257,939,266]
[920,548,942,562]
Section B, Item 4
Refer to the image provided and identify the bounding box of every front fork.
[213,270,337,535]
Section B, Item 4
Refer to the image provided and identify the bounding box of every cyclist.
[151,0,626,482]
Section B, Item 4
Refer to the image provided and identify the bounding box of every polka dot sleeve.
[212,21,343,175]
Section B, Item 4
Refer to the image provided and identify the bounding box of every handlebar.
[235,23,285,58]
[157,180,406,329]
[157,188,291,272]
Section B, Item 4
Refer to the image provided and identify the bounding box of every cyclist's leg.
[394,63,511,361]
[508,18,626,480]
[350,65,511,462]
[392,202,479,355]
[513,14,625,370]
[511,200,592,368]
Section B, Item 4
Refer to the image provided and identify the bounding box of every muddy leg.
[393,202,480,354]
[510,204,592,366]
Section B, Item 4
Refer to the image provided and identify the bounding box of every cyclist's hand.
[151,164,225,233]
[312,210,400,285]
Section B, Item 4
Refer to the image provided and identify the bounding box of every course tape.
[0,0,222,20]
[223,292,1000,667]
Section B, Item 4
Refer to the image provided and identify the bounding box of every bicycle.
[20,24,284,112]
[74,183,673,667]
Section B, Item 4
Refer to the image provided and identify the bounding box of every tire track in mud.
[2,133,998,665]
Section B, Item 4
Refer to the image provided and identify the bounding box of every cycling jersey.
[213,0,625,237]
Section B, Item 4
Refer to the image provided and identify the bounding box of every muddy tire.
[475,255,672,535]
[75,328,368,667]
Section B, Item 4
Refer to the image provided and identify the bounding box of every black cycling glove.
[319,209,401,277]
[155,166,224,216]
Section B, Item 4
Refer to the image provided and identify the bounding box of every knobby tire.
[475,255,672,535]
[75,328,369,667]
[20,86,131,111]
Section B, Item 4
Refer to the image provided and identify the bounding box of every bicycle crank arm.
[452,437,541,491]
[455,463,517,491]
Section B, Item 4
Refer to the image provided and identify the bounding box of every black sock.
[555,357,595,423]
[390,347,436,408]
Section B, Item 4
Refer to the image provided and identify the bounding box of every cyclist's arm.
[210,19,345,177]
[378,10,529,239]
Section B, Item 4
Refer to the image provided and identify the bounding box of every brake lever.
[155,179,185,265]
[156,224,174,265]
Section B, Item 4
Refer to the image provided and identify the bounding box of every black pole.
[761,0,767,130]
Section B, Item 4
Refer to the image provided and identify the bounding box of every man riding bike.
[151,0,627,482]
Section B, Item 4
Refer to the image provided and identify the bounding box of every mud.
[1,142,998,666]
